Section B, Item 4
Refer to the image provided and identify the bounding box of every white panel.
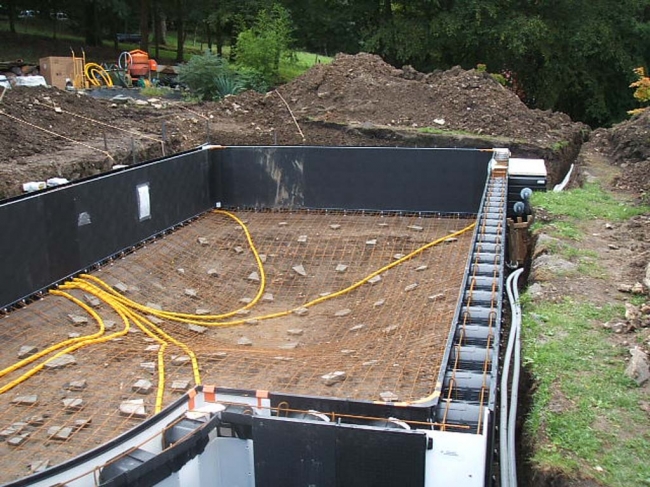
[508,158,547,177]
[137,183,151,221]
[424,429,488,487]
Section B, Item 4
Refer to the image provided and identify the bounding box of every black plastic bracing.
[435,173,507,432]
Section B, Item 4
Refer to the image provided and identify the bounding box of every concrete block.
[349,324,365,332]
[340,349,356,355]
[247,272,260,282]
[114,282,129,293]
[366,239,377,245]
[415,265,428,272]
[334,308,352,317]
[408,225,423,232]
[7,433,30,446]
[287,328,304,336]
[197,237,209,246]
[207,268,219,277]
[119,399,147,418]
[184,288,198,299]
[292,265,307,277]
[44,354,76,369]
[335,264,348,273]
[48,426,73,441]
[239,297,253,304]
[234,245,244,254]
[74,418,92,429]
[66,379,87,391]
[172,355,191,366]
[171,380,191,392]
[204,352,228,362]
[140,362,157,372]
[62,398,84,412]
[195,308,211,315]
[373,299,385,307]
[363,360,379,366]
[237,337,253,346]
[329,224,341,230]
[383,325,399,334]
[297,235,308,243]
[262,293,274,302]
[404,283,419,292]
[18,345,38,359]
[322,371,346,386]
[368,276,382,285]
[146,302,163,311]
[379,391,399,402]
[189,324,207,334]
[68,314,89,326]
[293,307,309,316]
[29,459,49,473]
[83,294,101,308]
[132,379,153,394]
[279,342,299,350]
[393,253,405,260]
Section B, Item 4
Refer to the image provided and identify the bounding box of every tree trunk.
[84,1,101,46]
[175,3,185,63]
[7,0,15,33]
[206,23,212,51]
[140,0,151,52]
[153,0,160,58]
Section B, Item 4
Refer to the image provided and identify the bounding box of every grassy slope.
[524,184,650,486]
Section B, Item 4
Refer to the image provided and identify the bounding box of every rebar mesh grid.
[0,210,474,482]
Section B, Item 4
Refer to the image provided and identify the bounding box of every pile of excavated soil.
[274,53,584,146]
[607,109,650,196]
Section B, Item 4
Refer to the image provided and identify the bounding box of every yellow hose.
[84,63,113,87]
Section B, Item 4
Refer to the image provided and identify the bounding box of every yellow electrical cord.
[0,210,476,413]
[84,63,113,87]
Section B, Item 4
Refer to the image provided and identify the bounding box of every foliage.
[235,66,270,93]
[234,4,294,83]
[629,66,650,114]
[178,51,234,100]
[214,74,244,97]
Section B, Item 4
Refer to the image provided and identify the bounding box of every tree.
[235,4,294,81]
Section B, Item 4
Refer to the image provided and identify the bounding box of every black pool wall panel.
[252,416,426,487]
[212,146,492,213]
[0,149,211,309]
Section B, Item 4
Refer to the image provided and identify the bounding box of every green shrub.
[179,52,234,101]
[235,4,294,83]
[235,66,270,93]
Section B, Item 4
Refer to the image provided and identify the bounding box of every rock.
[44,354,76,369]
[608,243,620,250]
[383,325,398,334]
[349,324,365,332]
[379,391,399,402]
[429,293,445,302]
[445,238,458,243]
[330,224,341,230]
[407,225,423,232]
[146,302,163,311]
[68,314,89,326]
[197,237,209,246]
[146,314,163,325]
[366,239,377,245]
[83,294,101,308]
[618,283,633,293]
[132,379,153,394]
[171,380,191,392]
[528,283,544,300]
[177,268,185,275]
[378,222,389,227]
[66,379,87,391]
[363,360,379,366]
[236,309,251,316]
[68,333,80,338]
[373,299,385,307]
[626,303,642,325]
[321,371,347,386]
[104,320,117,330]
[113,282,129,293]
[340,349,355,355]
[393,253,405,260]
[259,254,268,263]
[145,344,160,352]
[334,308,352,317]
[119,399,147,418]
[234,245,244,254]
[278,221,288,226]
[245,319,260,326]
[293,307,309,316]
[62,398,84,412]
[247,272,260,282]
[18,345,37,359]
[368,275,382,285]
[189,324,207,334]
[262,293,274,302]
[287,329,304,336]
[631,282,645,294]
[237,337,253,346]
[533,234,561,258]
[274,356,293,361]
[297,235,308,243]
[532,254,577,279]
[292,264,307,276]
[605,223,614,230]
[278,342,299,350]
[184,288,198,298]
[195,308,211,315]
[404,283,418,292]
[207,268,219,277]
[335,264,348,273]
[625,347,650,386]
[644,262,650,290]
[415,265,428,272]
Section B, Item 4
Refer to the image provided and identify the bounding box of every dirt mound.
[607,109,650,196]
[0,86,151,163]
[278,53,584,145]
